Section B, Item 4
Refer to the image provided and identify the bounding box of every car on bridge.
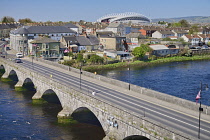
[14,58,22,63]
[16,53,23,58]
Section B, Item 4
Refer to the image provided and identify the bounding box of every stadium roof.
[97,12,151,23]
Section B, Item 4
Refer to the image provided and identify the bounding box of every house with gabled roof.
[64,23,79,34]
[181,34,202,45]
[0,23,20,39]
[149,44,179,57]
[29,36,60,60]
[105,23,126,36]
[60,35,100,52]
[198,34,210,45]
[152,30,175,39]
[172,30,188,38]
[10,25,76,55]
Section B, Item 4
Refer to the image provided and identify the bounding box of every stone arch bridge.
[0,57,197,140]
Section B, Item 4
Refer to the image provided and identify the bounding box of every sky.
[1,0,210,22]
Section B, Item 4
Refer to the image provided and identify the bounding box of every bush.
[62,60,75,66]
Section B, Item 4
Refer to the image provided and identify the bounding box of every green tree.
[89,54,104,64]
[77,53,83,62]
[18,18,33,24]
[141,44,152,52]
[189,25,199,34]
[1,16,15,23]
[132,47,146,58]
[179,19,190,27]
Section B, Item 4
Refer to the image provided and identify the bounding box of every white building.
[152,30,175,39]
[105,23,126,36]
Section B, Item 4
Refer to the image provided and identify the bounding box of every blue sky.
[1,0,210,22]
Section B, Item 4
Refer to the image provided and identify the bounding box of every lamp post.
[80,64,82,90]
[128,58,130,90]
[79,60,85,90]
[198,81,208,139]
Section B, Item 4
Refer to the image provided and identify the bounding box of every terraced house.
[0,23,20,39]
[10,25,76,56]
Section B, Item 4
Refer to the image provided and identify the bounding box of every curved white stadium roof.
[97,12,151,23]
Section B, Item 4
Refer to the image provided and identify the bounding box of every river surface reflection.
[0,80,105,140]
[96,60,210,106]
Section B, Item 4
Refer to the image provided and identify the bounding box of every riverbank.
[83,55,210,72]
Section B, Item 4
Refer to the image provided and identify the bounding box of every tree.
[189,25,199,34]
[179,19,190,27]
[89,54,104,64]
[132,47,146,58]
[1,16,15,23]
[18,18,33,24]
[77,53,83,62]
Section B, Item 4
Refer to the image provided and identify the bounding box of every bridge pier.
[15,81,23,87]
[57,107,72,118]
[1,72,9,79]
[32,91,43,99]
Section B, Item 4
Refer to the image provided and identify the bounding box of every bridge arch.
[0,64,5,73]
[71,107,106,139]
[123,135,150,140]
[42,89,62,105]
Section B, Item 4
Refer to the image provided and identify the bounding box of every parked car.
[16,53,23,58]
[201,45,209,49]
[14,58,22,63]
[195,46,201,49]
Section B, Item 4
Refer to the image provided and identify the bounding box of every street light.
[128,53,131,90]
[79,60,85,90]
[80,64,82,90]
[198,81,208,139]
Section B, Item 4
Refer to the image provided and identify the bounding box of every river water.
[96,60,210,106]
[0,76,105,140]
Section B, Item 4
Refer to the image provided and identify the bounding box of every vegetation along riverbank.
[82,55,210,72]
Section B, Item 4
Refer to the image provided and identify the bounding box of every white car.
[16,53,23,58]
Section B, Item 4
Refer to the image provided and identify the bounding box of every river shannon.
[0,79,105,140]
[96,60,210,106]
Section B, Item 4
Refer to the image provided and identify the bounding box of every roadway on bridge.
[13,58,210,139]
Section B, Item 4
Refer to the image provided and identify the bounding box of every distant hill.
[152,16,210,23]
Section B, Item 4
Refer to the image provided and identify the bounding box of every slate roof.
[0,23,19,29]
[30,37,58,43]
[158,30,175,35]
[11,26,76,34]
[64,23,79,28]
[172,30,188,34]
[63,36,78,44]
[126,32,146,39]
[62,35,99,46]
[87,35,100,45]
[0,24,10,29]
[76,36,92,46]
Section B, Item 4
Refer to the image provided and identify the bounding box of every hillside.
[152,16,210,23]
